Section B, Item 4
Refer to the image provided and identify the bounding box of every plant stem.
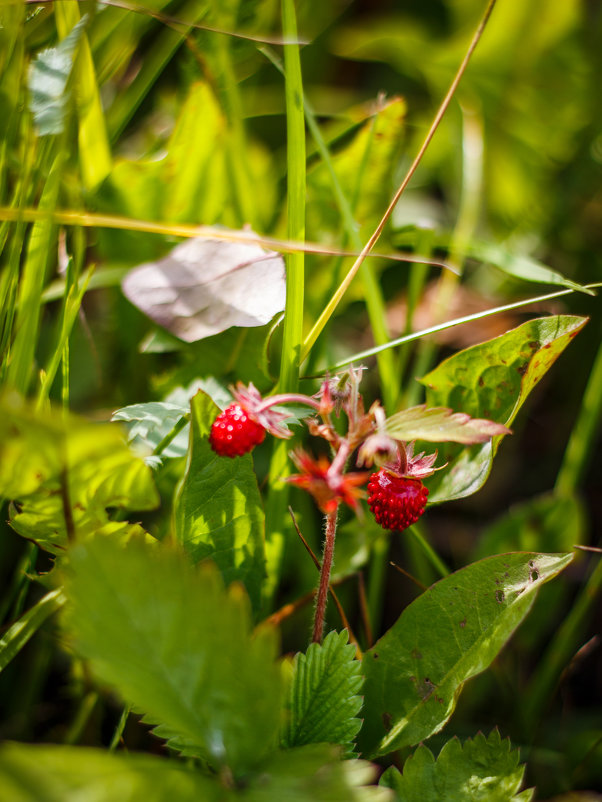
[408,522,450,577]
[300,0,500,362]
[152,414,189,456]
[263,0,306,605]
[367,532,389,634]
[279,0,305,395]
[109,705,130,751]
[312,508,338,644]
[65,691,98,745]
[319,283,602,374]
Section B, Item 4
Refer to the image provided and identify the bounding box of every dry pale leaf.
[122,236,286,342]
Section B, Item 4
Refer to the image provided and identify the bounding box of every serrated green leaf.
[0,398,159,553]
[420,315,587,503]
[0,741,391,802]
[381,730,533,802]
[112,401,190,458]
[385,405,510,445]
[62,535,281,775]
[174,391,265,610]
[359,552,573,757]
[0,742,221,802]
[0,588,66,674]
[283,630,363,756]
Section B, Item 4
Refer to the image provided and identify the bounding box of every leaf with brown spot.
[419,315,587,503]
[359,552,572,757]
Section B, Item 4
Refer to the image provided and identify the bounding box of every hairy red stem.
[312,508,338,643]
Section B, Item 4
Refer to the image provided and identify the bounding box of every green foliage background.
[0,0,601,798]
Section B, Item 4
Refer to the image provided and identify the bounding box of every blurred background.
[0,0,601,796]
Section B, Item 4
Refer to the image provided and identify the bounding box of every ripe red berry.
[367,470,429,531]
[209,403,266,457]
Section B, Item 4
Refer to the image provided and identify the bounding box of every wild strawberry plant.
[0,0,601,800]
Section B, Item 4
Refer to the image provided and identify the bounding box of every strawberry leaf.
[283,630,363,757]
[419,315,587,503]
[358,552,573,757]
[27,16,88,136]
[381,730,533,801]
[62,536,282,776]
[0,742,391,802]
[112,401,189,459]
[173,391,265,610]
[384,405,510,445]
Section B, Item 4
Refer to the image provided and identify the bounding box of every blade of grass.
[0,588,67,674]
[105,0,209,142]
[55,2,111,191]
[109,705,131,750]
[36,265,94,407]
[0,205,452,268]
[7,151,63,393]
[312,283,602,375]
[77,0,307,46]
[264,0,306,604]
[402,105,484,408]
[0,542,36,624]
[394,225,434,400]
[215,33,256,227]
[262,45,397,410]
[408,521,450,578]
[0,118,39,384]
[300,0,500,364]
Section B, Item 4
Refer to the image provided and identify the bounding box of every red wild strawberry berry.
[209,403,266,457]
[367,470,429,531]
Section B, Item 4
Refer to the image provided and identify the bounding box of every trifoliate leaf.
[283,630,363,757]
[174,391,265,610]
[62,536,282,776]
[381,731,534,801]
[359,552,573,757]
[385,405,510,444]
[112,401,190,458]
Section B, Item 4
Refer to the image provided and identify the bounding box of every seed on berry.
[209,403,266,457]
[367,470,429,531]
